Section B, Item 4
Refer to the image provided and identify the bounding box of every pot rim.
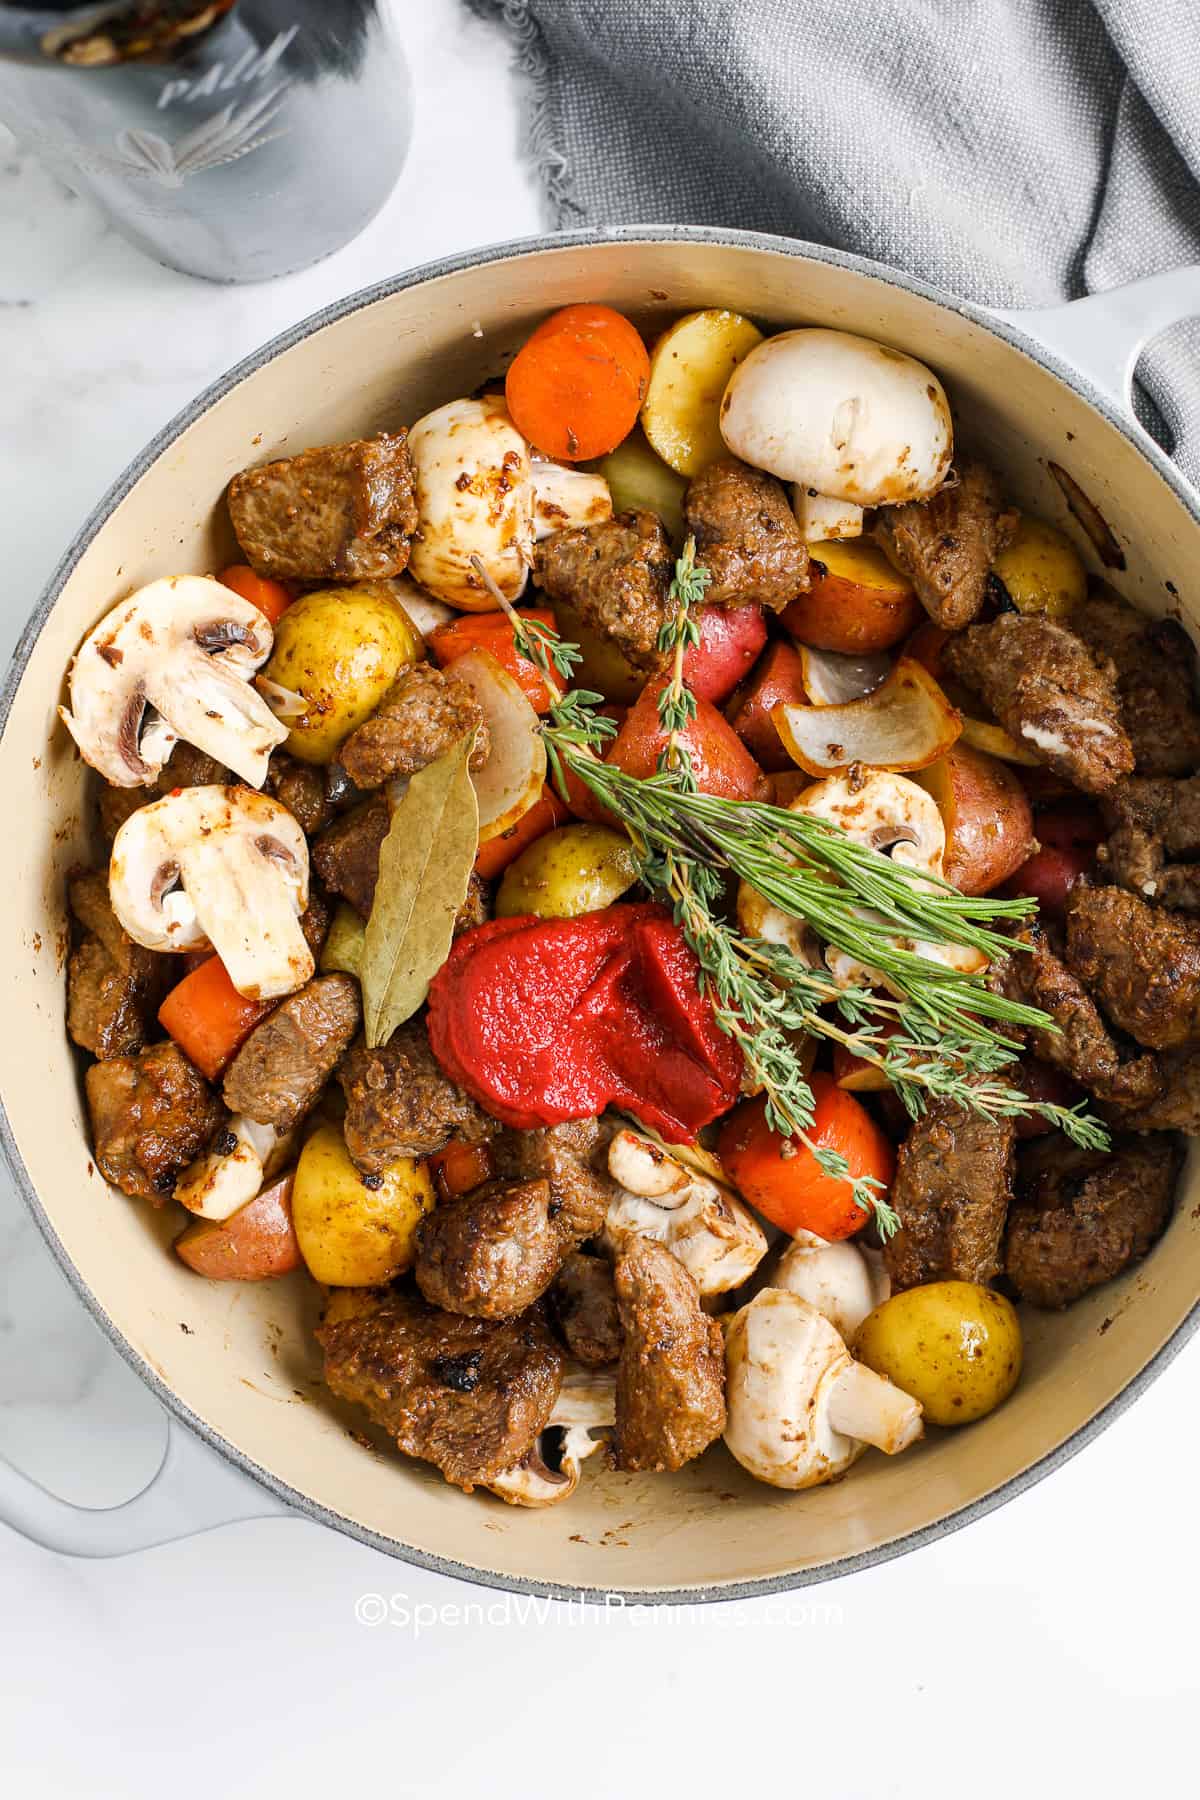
[5,222,1199,1604]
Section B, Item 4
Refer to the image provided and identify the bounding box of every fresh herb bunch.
[467,551,1108,1238]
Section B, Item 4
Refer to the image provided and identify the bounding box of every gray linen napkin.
[469,0,1200,482]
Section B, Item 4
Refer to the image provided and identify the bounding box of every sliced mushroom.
[530,457,613,540]
[603,1128,768,1297]
[771,1231,890,1344]
[792,487,864,544]
[59,576,287,788]
[109,784,313,1000]
[175,1114,294,1222]
[720,328,953,533]
[487,1366,616,1507]
[724,1289,923,1489]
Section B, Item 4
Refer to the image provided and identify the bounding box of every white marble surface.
[2,4,1199,1793]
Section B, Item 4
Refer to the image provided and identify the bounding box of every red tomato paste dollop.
[426,903,744,1142]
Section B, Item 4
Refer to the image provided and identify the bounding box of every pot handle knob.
[0,1415,294,1557]
[990,265,1200,417]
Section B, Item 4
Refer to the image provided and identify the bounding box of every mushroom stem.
[827,1359,923,1455]
[793,488,864,544]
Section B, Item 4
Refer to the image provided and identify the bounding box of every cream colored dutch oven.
[2,229,1199,1602]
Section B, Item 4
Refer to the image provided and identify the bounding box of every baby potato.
[594,429,689,545]
[496,823,638,919]
[550,598,643,705]
[263,582,421,763]
[991,514,1086,619]
[292,1120,434,1286]
[856,1281,1022,1427]
[641,310,764,476]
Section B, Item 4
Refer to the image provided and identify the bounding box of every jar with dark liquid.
[0,2,413,282]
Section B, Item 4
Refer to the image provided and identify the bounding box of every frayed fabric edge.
[464,0,585,229]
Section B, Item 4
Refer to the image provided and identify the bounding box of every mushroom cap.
[604,1129,767,1297]
[175,1115,279,1222]
[406,395,533,609]
[487,1365,615,1507]
[59,575,286,788]
[724,1288,864,1489]
[720,329,953,505]
[772,1231,891,1344]
[109,784,313,1000]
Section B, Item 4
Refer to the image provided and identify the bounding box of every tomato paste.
[426,903,744,1142]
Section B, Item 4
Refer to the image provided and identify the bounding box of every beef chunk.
[298,883,332,961]
[550,1252,622,1366]
[317,1289,564,1491]
[311,794,389,919]
[338,663,488,790]
[1098,774,1200,909]
[414,1179,562,1320]
[98,741,229,841]
[1107,1048,1200,1133]
[1072,590,1200,777]
[227,433,418,582]
[988,927,1162,1106]
[1066,884,1200,1050]
[265,750,333,839]
[66,871,167,1061]
[871,459,1016,630]
[492,1117,615,1247]
[683,457,809,610]
[339,1019,491,1172]
[86,1041,223,1201]
[611,1237,725,1473]
[533,511,674,674]
[883,1099,1014,1291]
[222,974,360,1129]
[943,613,1133,794]
[1006,1133,1180,1308]
[454,871,490,939]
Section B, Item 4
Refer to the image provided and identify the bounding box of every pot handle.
[990,265,1200,417]
[0,1415,293,1557]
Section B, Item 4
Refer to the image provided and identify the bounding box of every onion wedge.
[959,716,1041,767]
[772,658,961,777]
[798,645,892,707]
[446,647,546,842]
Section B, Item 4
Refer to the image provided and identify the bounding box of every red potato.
[1000,843,1095,919]
[903,619,951,676]
[610,679,769,801]
[683,603,767,703]
[726,639,808,772]
[914,744,1036,896]
[1032,800,1105,850]
[174,1173,300,1281]
[782,541,921,655]
[1008,1059,1086,1140]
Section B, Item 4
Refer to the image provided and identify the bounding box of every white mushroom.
[772,1231,890,1344]
[724,1289,923,1490]
[175,1115,295,1222]
[603,1129,768,1298]
[739,771,986,991]
[59,575,287,788]
[529,456,613,540]
[406,396,535,609]
[488,1366,616,1507]
[720,329,953,535]
[109,785,313,1000]
[792,487,864,544]
[386,573,456,640]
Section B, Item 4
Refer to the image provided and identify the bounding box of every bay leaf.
[359,733,479,1047]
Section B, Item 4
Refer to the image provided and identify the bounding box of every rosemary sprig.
[467,553,1109,1238]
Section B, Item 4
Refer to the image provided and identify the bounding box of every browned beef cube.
[339,1019,491,1172]
[534,511,674,674]
[549,1252,622,1367]
[1066,884,1200,1049]
[612,1237,725,1473]
[1073,590,1200,778]
[684,457,809,610]
[338,664,488,789]
[227,433,418,582]
[86,1042,224,1201]
[222,974,360,1130]
[310,794,390,919]
[883,1099,1014,1291]
[872,459,1016,629]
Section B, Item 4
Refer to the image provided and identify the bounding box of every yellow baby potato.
[991,514,1086,619]
[641,310,764,477]
[496,824,639,919]
[594,427,689,544]
[263,581,421,763]
[292,1121,434,1287]
[855,1280,1023,1427]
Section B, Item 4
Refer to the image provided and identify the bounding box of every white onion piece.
[799,645,892,707]
[386,573,456,640]
[772,658,962,777]
[959,716,1042,767]
[448,647,546,842]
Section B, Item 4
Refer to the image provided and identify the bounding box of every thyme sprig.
[467,552,1109,1239]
